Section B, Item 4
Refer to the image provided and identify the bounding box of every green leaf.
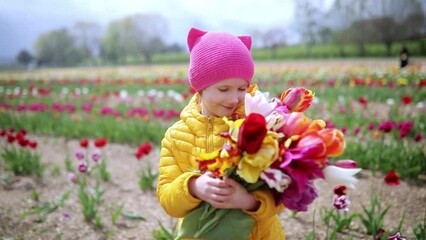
[121,211,146,221]
[112,203,124,225]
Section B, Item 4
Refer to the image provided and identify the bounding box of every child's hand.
[188,172,259,211]
[188,172,234,208]
[222,177,260,211]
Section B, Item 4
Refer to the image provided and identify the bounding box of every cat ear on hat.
[237,36,252,51]
[187,28,207,52]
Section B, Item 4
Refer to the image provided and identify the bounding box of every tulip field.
[0,59,425,239]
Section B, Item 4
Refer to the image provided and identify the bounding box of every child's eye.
[219,89,228,92]
[238,88,247,91]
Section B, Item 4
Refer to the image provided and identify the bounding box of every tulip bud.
[67,172,78,183]
[334,159,358,169]
[280,87,314,112]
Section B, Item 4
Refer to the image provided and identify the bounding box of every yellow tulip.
[237,132,279,183]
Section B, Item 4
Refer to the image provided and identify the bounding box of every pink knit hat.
[187,28,254,92]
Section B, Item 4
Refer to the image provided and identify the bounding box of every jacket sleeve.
[156,128,202,218]
[243,189,284,221]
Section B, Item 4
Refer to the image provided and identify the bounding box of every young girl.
[157,27,285,239]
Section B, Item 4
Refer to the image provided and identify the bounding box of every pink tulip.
[74,150,85,160]
[91,149,101,163]
[67,172,78,183]
[334,160,358,169]
[333,194,350,211]
[77,161,88,173]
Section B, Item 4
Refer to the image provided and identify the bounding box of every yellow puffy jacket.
[157,87,285,240]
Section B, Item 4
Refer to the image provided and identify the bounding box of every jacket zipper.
[207,117,213,153]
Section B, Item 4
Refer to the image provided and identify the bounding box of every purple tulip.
[77,161,88,173]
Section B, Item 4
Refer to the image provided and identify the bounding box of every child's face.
[200,78,248,117]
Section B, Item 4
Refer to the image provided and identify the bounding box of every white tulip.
[323,166,361,189]
[137,90,145,97]
[61,87,69,95]
[265,111,287,131]
[260,168,292,192]
[386,98,395,105]
[245,91,276,117]
[119,90,128,99]
[82,87,89,95]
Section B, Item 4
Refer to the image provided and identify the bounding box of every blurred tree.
[368,0,424,56]
[402,11,426,40]
[102,13,168,64]
[324,0,362,57]
[101,21,122,63]
[161,43,184,53]
[34,28,83,66]
[337,0,370,56]
[294,0,324,57]
[317,27,333,44]
[344,18,374,57]
[16,49,33,66]
[329,0,424,56]
[401,11,426,55]
[72,21,102,61]
[262,27,287,59]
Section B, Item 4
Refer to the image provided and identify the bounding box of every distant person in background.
[400,45,409,69]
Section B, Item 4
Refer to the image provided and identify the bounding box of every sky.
[0,0,335,61]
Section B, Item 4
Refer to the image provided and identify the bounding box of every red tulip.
[384,170,400,186]
[18,129,27,136]
[415,133,423,142]
[401,96,412,105]
[80,138,89,148]
[18,138,29,147]
[135,141,153,160]
[6,134,15,143]
[28,141,38,149]
[182,93,190,99]
[15,131,26,142]
[333,185,347,196]
[94,138,107,148]
[238,113,267,154]
[189,87,197,94]
[358,97,368,107]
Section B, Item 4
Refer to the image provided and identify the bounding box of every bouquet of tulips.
[177,86,361,240]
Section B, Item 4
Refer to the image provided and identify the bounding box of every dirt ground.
[0,135,425,240]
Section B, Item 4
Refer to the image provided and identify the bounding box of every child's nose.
[228,92,242,104]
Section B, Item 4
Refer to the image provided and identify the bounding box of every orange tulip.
[280,87,315,112]
[318,128,346,157]
[295,132,327,158]
[280,112,312,137]
[301,119,326,137]
[284,131,328,166]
